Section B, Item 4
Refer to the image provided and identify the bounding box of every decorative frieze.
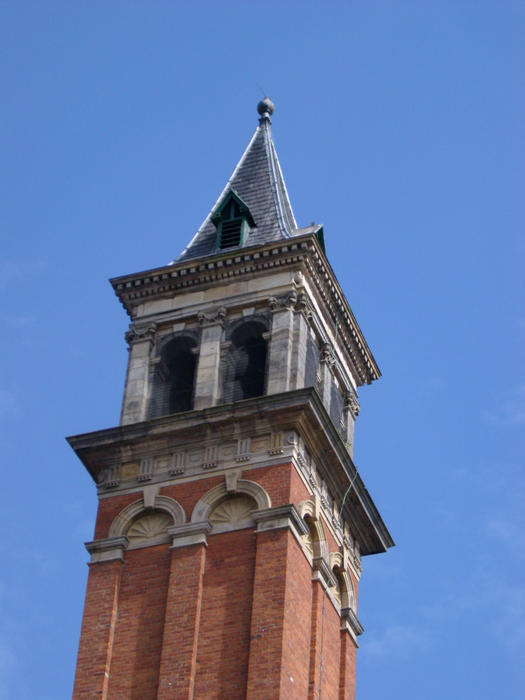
[201,444,218,470]
[169,450,186,476]
[268,431,284,455]
[138,457,153,482]
[101,465,120,489]
[235,437,251,462]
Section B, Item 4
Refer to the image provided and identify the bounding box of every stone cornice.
[67,388,394,556]
[110,234,380,386]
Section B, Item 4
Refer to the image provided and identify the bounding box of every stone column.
[156,523,211,700]
[193,307,226,409]
[120,323,156,425]
[266,292,296,395]
[289,293,311,391]
[72,537,127,700]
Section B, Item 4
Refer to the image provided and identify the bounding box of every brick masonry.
[73,461,361,699]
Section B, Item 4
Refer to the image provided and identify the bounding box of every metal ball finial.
[257,97,275,120]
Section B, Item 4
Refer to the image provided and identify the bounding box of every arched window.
[223,321,267,402]
[149,335,197,417]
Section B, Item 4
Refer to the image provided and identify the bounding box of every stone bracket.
[85,535,129,564]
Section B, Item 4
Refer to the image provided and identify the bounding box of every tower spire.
[177,97,297,262]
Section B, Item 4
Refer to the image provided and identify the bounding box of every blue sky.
[1,1,523,698]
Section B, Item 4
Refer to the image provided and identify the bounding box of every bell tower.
[69,98,393,700]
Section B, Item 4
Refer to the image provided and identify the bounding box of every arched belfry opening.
[149,335,198,417]
[223,320,268,402]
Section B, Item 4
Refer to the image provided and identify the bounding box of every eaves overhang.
[110,234,380,385]
[67,388,394,556]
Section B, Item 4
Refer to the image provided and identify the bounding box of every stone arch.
[222,317,269,402]
[191,479,271,530]
[298,499,329,560]
[149,332,200,417]
[329,551,356,611]
[108,495,186,545]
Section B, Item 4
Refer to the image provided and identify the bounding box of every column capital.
[125,322,157,347]
[198,306,227,328]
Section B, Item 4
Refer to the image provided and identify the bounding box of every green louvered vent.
[220,218,243,248]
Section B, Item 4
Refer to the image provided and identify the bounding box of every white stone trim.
[108,494,186,539]
[168,521,212,548]
[85,536,128,564]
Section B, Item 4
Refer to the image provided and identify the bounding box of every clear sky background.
[1,2,523,698]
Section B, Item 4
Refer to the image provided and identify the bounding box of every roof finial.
[257,96,275,124]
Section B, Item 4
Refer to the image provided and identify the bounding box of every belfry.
[69,98,394,699]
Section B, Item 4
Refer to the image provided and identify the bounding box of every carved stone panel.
[127,512,172,543]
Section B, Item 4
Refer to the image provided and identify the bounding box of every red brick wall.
[75,462,359,700]
[279,529,313,698]
[339,631,357,700]
[72,559,121,699]
[319,598,341,699]
[157,544,206,699]
[107,544,171,699]
[194,529,257,699]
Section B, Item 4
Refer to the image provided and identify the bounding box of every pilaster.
[156,542,207,699]
[121,323,156,425]
[194,307,226,409]
[266,292,296,395]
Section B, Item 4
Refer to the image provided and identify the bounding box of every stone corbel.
[344,390,360,418]
[167,521,212,549]
[85,535,129,564]
[320,341,336,367]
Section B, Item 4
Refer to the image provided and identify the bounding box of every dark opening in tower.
[223,321,267,402]
[149,336,197,417]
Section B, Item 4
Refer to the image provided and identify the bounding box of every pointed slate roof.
[177,98,298,262]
